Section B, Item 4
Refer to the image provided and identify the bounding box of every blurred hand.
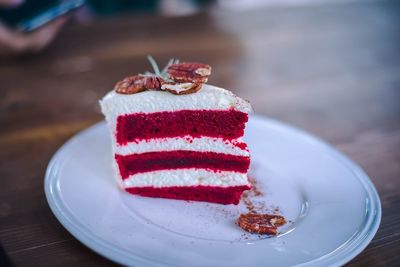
[0,0,67,56]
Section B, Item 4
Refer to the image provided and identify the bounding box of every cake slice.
[100,59,252,204]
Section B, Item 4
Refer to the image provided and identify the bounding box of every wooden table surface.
[1,1,399,266]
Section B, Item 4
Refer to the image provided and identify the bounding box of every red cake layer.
[116,150,250,179]
[116,109,248,145]
[125,185,251,205]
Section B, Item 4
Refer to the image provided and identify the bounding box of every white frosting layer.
[115,136,249,156]
[100,84,252,124]
[123,169,249,188]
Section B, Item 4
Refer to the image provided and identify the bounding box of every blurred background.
[1,0,399,266]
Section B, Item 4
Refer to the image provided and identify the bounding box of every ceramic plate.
[45,115,381,267]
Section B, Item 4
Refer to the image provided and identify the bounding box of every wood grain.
[1,0,399,266]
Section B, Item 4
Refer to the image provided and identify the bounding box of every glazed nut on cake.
[100,57,252,205]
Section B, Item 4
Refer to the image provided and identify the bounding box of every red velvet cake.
[100,59,252,204]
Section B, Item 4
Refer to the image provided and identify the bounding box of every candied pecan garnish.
[143,75,164,90]
[114,75,146,94]
[167,62,211,83]
[237,213,286,235]
[161,82,202,95]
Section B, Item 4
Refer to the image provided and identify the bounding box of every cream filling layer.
[114,136,249,156]
[123,169,250,188]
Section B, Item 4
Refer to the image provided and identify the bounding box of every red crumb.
[233,142,248,150]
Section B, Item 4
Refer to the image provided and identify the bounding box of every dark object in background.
[87,0,159,16]
[0,244,14,267]
[87,0,215,16]
[0,0,85,32]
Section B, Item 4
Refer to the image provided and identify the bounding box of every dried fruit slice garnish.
[237,213,286,235]
[114,75,146,94]
[161,82,202,95]
[167,62,212,83]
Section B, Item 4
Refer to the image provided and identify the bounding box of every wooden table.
[1,1,399,266]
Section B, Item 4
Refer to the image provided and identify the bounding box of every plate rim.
[44,115,381,267]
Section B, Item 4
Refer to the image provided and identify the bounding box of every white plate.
[45,115,381,267]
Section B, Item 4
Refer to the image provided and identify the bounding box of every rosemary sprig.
[161,58,179,76]
[160,58,173,76]
[147,55,161,76]
[146,56,179,81]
